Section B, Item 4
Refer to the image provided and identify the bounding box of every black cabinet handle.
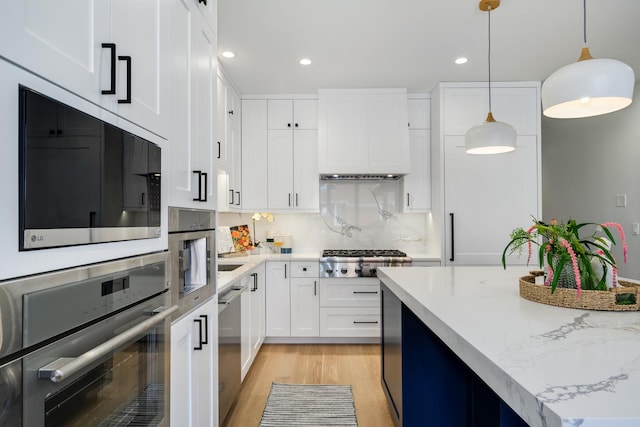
[193,170,204,201]
[198,0,207,5]
[200,315,208,345]
[314,280,317,296]
[117,55,132,104]
[235,191,240,206]
[284,263,287,279]
[141,192,146,206]
[353,321,379,324]
[295,123,299,128]
[353,291,379,294]
[201,172,208,202]
[251,273,258,291]
[228,110,234,115]
[407,193,410,207]
[287,123,291,128]
[288,193,291,207]
[229,189,234,205]
[217,141,221,159]
[193,318,203,350]
[295,193,299,207]
[450,212,455,262]
[101,43,116,95]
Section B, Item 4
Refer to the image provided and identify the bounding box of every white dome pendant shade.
[466,112,517,154]
[542,47,635,119]
[465,0,517,155]
[541,0,635,119]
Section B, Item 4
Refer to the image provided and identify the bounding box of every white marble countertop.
[377,266,640,427]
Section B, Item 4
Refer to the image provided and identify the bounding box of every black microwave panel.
[19,86,161,250]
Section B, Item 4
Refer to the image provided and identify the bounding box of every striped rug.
[259,382,358,426]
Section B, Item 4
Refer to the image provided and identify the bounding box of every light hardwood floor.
[222,344,396,427]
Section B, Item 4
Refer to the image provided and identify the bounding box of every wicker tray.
[519,273,640,311]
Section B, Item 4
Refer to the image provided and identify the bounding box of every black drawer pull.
[353,321,379,324]
[101,43,117,95]
[353,291,378,294]
[193,318,203,350]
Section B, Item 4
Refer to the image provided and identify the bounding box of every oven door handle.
[38,305,178,383]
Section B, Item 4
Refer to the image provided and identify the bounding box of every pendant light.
[541,0,634,119]
[465,0,517,155]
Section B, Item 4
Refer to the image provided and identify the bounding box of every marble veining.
[536,373,628,404]
[537,313,593,340]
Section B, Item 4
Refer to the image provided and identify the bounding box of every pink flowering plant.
[502,218,628,296]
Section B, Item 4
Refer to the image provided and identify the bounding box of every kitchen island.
[378,266,640,427]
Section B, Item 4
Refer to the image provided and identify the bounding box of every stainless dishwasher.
[218,284,246,425]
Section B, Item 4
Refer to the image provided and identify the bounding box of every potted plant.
[502,218,628,296]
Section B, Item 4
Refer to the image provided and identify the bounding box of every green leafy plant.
[502,218,627,295]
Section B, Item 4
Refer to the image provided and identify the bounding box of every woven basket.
[519,273,640,311]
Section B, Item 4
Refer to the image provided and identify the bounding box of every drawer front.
[320,307,380,337]
[320,282,380,307]
[290,262,319,278]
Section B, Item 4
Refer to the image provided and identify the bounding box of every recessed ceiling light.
[299,58,312,66]
[455,57,468,65]
[222,51,236,58]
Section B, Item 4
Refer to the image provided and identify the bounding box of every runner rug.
[259,382,358,426]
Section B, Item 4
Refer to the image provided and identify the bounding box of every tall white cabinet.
[431,82,541,266]
[217,72,242,211]
[167,0,217,209]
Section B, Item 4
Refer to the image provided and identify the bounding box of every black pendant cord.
[487,5,492,113]
[583,0,588,46]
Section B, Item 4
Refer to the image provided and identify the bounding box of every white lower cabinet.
[240,264,266,381]
[319,279,380,337]
[290,276,319,337]
[170,297,218,427]
[265,261,291,336]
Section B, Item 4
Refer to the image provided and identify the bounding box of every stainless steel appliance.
[0,252,175,426]
[217,284,247,425]
[168,207,216,318]
[320,249,412,277]
[19,86,161,250]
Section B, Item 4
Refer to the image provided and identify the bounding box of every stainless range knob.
[326,269,334,274]
[341,268,348,274]
[370,268,377,276]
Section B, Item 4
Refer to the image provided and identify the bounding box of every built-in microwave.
[18,86,161,250]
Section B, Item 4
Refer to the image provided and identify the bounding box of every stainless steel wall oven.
[0,252,175,426]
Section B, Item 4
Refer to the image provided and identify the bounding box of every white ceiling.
[217,0,640,95]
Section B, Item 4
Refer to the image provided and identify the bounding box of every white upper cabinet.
[195,0,217,32]
[167,1,217,209]
[318,89,410,175]
[0,0,168,138]
[218,73,242,210]
[242,99,269,211]
[268,99,318,130]
[404,97,431,212]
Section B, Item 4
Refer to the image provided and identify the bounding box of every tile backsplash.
[218,180,431,254]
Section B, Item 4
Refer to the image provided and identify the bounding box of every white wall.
[218,180,431,255]
[542,83,640,278]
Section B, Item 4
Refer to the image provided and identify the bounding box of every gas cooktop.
[320,249,412,277]
[321,249,408,258]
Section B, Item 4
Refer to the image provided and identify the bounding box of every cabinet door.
[267,99,293,130]
[170,312,196,427]
[403,130,431,212]
[267,130,295,210]
[167,8,216,209]
[250,268,266,356]
[293,130,319,211]
[0,0,106,109]
[294,99,318,129]
[241,279,252,380]
[228,88,242,209]
[444,135,539,265]
[242,100,269,210]
[291,278,320,336]
[216,75,230,171]
[265,262,291,336]
[110,0,167,137]
[195,0,217,32]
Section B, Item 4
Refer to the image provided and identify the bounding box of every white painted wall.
[542,83,640,279]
